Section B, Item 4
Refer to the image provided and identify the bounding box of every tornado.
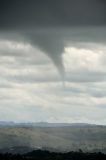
[27,33,65,79]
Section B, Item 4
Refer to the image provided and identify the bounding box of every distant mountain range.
[0,121,102,127]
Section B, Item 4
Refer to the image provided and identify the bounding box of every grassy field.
[0,126,106,153]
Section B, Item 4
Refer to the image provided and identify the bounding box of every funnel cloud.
[27,33,65,77]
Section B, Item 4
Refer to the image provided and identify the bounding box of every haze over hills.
[0,121,103,127]
[0,122,106,154]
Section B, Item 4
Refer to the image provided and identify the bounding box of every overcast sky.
[0,0,106,124]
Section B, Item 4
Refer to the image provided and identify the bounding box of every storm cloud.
[0,0,106,124]
[0,0,106,29]
[0,0,106,76]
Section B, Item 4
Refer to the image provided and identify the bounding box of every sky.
[0,0,106,124]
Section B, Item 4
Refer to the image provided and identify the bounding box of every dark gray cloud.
[0,0,106,30]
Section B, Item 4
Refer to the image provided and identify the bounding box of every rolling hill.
[0,122,105,154]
